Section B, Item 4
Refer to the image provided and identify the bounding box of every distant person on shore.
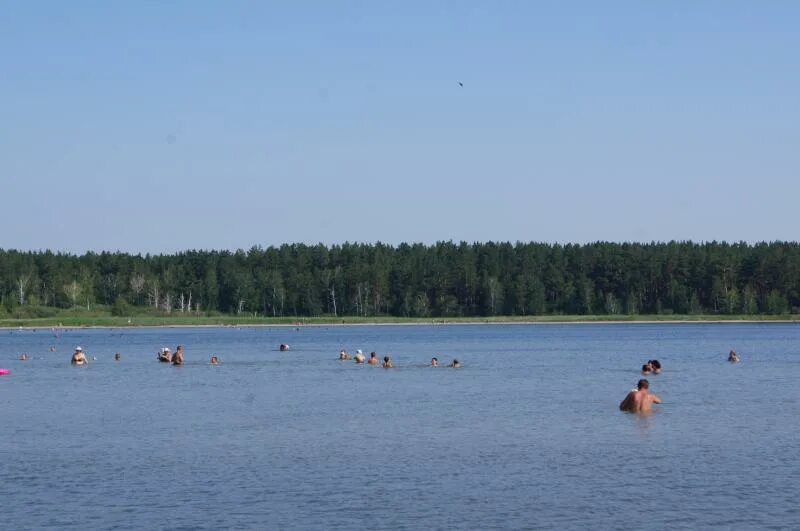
[354,350,366,364]
[431,357,439,367]
[450,359,461,368]
[728,350,740,363]
[339,350,351,360]
[158,347,171,363]
[280,344,290,352]
[382,355,393,368]
[71,347,88,366]
[210,356,220,365]
[650,360,662,374]
[619,379,662,414]
[368,352,379,365]
[114,352,121,361]
[19,353,28,361]
[172,346,184,366]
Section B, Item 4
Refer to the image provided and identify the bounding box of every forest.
[1,241,799,318]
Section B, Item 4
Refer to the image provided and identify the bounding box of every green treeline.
[1,241,799,318]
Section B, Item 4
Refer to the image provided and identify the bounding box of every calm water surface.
[1,324,799,530]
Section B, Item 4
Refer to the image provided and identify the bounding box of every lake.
[1,323,799,530]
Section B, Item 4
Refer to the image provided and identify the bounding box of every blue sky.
[2,1,798,253]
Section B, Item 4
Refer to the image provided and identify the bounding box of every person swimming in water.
[279,344,290,352]
[158,347,171,363]
[172,346,184,366]
[650,359,662,374]
[431,357,439,367]
[641,362,653,375]
[114,352,121,361]
[210,356,219,365]
[728,350,740,363]
[381,355,393,368]
[619,379,662,414]
[368,352,379,365]
[71,346,88,366]
[339,350,351,360]
[354,350,366,364]
[450,359,461,368]
[19,353,28,361]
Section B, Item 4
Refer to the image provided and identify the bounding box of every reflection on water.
[1,323,799,529]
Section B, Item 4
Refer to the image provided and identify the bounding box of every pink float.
[0,369,10,376]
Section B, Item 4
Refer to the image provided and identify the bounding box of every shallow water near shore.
[2,323,799,529]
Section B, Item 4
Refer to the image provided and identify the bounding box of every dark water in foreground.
[1,324,799,530]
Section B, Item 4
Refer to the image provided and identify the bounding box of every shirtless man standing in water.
[172,345,185,366]
[619,379,661,413]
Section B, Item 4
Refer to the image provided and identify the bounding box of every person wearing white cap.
[157,347,172,363]
[71,346,88,366]
[354,349,366,364]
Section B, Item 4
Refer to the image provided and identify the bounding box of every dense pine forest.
[1,241,799,318]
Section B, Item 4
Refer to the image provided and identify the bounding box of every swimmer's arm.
[652,394,662,404]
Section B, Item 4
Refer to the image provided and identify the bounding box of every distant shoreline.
[2,315,800,330]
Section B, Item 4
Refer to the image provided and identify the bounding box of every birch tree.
[17,274,31,305]
[64,280,81,308]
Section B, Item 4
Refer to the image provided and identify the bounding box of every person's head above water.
[651,360,661,369]
[637,379,650,390]
[431,357,438,366]
[383,356,390,363]
[114,352,121,361]
[370,352,377,358]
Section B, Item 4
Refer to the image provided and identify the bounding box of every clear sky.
[2,1,798,253]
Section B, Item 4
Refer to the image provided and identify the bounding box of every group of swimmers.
[18,348,91,365]
[68,346,120,365]
[641,359,662,375]
[156,346,186,365]
[620,358,665,413]
[157,346,222,365]
[64,345,218,365]
[338,349,461,368]
[621,350,742,414]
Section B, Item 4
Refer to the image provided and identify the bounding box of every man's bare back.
[620,379,661,413]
